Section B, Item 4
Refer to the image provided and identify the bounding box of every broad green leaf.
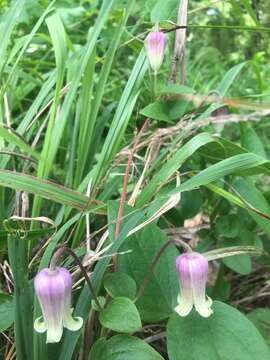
[91,296,106,312]
[151,0,178,22]
[140,100,187,122]
[0,294,14,332]
[247,309,270,345]
[118,223,178,322]
[90,335,164,360]
[160,83,194,95]
[104,272,137,300]
[222,248,251,275]
[215,214,241,238]
[167,301,270,360]
[241,126,266,158]
[233,178,270,236]
[99,297,141,333]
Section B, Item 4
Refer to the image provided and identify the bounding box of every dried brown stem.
[113,120,150,270]
[170,0,189,83]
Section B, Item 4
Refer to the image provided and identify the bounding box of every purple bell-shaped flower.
[175,252,213,318]
[145,30,167,73]
[34,267,83,343]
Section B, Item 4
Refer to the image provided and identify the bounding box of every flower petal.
[194,295,213,318]
[46,322,63,344]
[34,316,46,333]
[174,293,193,317]
[63,308,83,331]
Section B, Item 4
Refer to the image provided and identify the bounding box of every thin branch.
[114,120,150,240]
[170,0,189,83]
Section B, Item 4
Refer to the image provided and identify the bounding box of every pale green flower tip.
[174,303,191,317]
[64,315,83,331]
[46,326,63,344]
[194,296,214,318]
[34,316,46,333]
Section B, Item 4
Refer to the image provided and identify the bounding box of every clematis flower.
[34,267,83,343]
[175,252,213,318]
[145,30,167,73]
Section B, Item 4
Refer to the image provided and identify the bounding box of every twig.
[170,0,189,83]
[145,331,166,343]
[114,119,150,240]
[113,119,149,269]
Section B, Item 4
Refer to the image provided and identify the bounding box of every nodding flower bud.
[175,252,213,318]
[34,267,83,343]
[145,31,167,73]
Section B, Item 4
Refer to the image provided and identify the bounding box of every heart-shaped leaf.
[167,301,270,360]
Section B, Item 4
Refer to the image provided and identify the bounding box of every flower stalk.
[134,239,192,303]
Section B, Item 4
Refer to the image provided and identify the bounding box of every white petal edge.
[34,316,46,333]
[194,296,213,318]
[63,309,83,331]
[174,294,193,317]
[46,323,64,344]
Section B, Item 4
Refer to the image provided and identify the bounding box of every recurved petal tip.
[34,316,46,333]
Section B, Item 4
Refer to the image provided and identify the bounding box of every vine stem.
[50,245,103,311]
[134,239,192,303]
[113,119,149,269]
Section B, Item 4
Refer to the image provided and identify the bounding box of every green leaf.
[32,12,68,218]
[137,133,221,206]
[118,224,178,322]
[140,100,187,122]
[0,0,25,76]
[167,301,270,360]
[74,6,131,187]
[160,83,194,95]
[215,214,241,238]
[0,124,41,160]
[242,126,266,158]
[83,48,147,191]
[233,178,270,236]
[218,228,260,274]
[104,272,137,300]
[173,153,270,195]
[90,335,164,360]
[58,207,145,359]
[151,0,178,22]
[0,294,14,332]
[247,309,270,345]
[197,62,246,119]
[8,231,33,360]
[91,296,106,312]
[0,170,105,212]
[99,297,142,333]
